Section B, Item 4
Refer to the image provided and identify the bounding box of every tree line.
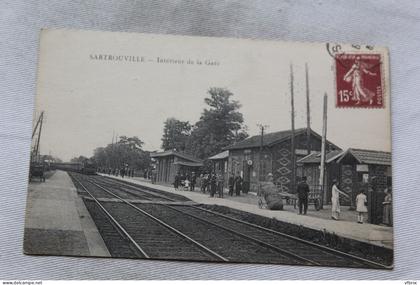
[73,136,152,171]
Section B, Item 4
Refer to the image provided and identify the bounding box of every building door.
[242,160,251,193]
[368,175,386,225]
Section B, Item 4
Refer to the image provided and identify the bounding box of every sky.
[34,29,391,162]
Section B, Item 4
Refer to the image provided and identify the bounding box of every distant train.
[51,161,97,175]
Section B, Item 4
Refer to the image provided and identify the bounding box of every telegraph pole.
[305,63,311,155]
[257,124,269,182]
[319,93,328,208]
[113,132,119,169]
[110,131,115,169]
[290,64,296,190]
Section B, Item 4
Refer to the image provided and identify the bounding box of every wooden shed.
[150,150,203,184]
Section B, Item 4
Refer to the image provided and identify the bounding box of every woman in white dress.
[331,179,350,220]
[356,189,368,224]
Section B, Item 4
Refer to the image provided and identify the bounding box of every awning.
[173,161,203,167]
[150,150,203,163]
[208,150,229,160]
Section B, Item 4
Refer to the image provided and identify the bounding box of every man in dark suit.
[234,175,243,196]
[228,174,235,196]
[173,173,180,190]
[297,176,310,215]
[209,173,217,197]
[190,172,196,191]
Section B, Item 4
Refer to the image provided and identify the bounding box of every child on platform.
[356,189,368,224]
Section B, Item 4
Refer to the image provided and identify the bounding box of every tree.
[91,136,151,171]
[118,136,144,150]
[92,147,107,166]
[161,118,192,151]
[189,88,248,159]
[70,155,89,163]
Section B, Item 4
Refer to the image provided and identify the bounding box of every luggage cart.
[29,163,45,182]
[308,185,322,211]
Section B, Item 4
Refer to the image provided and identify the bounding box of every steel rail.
[163,204,319,266]
[91,179,154,201]
[94,176,317,265]
[99,176,175,201]
[94,176,308,264]
[70,173,150,258]
[188,205,391,269]
[94,175,391,269]
[86,177,229,262]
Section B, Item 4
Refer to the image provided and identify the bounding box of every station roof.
[298,148,391,166]
[224,128,340,151]
[208,150,229,160]
[150,150,203,163]
[337,148,391,166]
[297,150,344,164]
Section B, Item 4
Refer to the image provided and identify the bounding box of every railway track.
[70,172,390,268]
[72,173,303,264]
[70,172,225,261]
[132,202,307,265]
[92,177,176,202]
[100,175,190,202]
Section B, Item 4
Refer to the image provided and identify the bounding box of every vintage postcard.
[24,29,392,268]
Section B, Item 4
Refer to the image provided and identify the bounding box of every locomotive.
[81,161,97,175]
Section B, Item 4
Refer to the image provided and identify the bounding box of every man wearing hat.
[296,176,310,215]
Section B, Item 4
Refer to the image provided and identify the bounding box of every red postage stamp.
[335,54,383,108]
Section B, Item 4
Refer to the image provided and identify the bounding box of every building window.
[357,172,369,183]
[259,153,272,181]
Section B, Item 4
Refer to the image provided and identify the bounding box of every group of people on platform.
[97,167,135,178]
[295,176,392,226]
[171,170,392,226]
[173,172,244,198]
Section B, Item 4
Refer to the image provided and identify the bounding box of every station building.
[150,150,203,184]
[224,128,340,193]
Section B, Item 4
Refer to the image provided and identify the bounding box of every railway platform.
[24,170,110,257]
[100,174,393,250]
